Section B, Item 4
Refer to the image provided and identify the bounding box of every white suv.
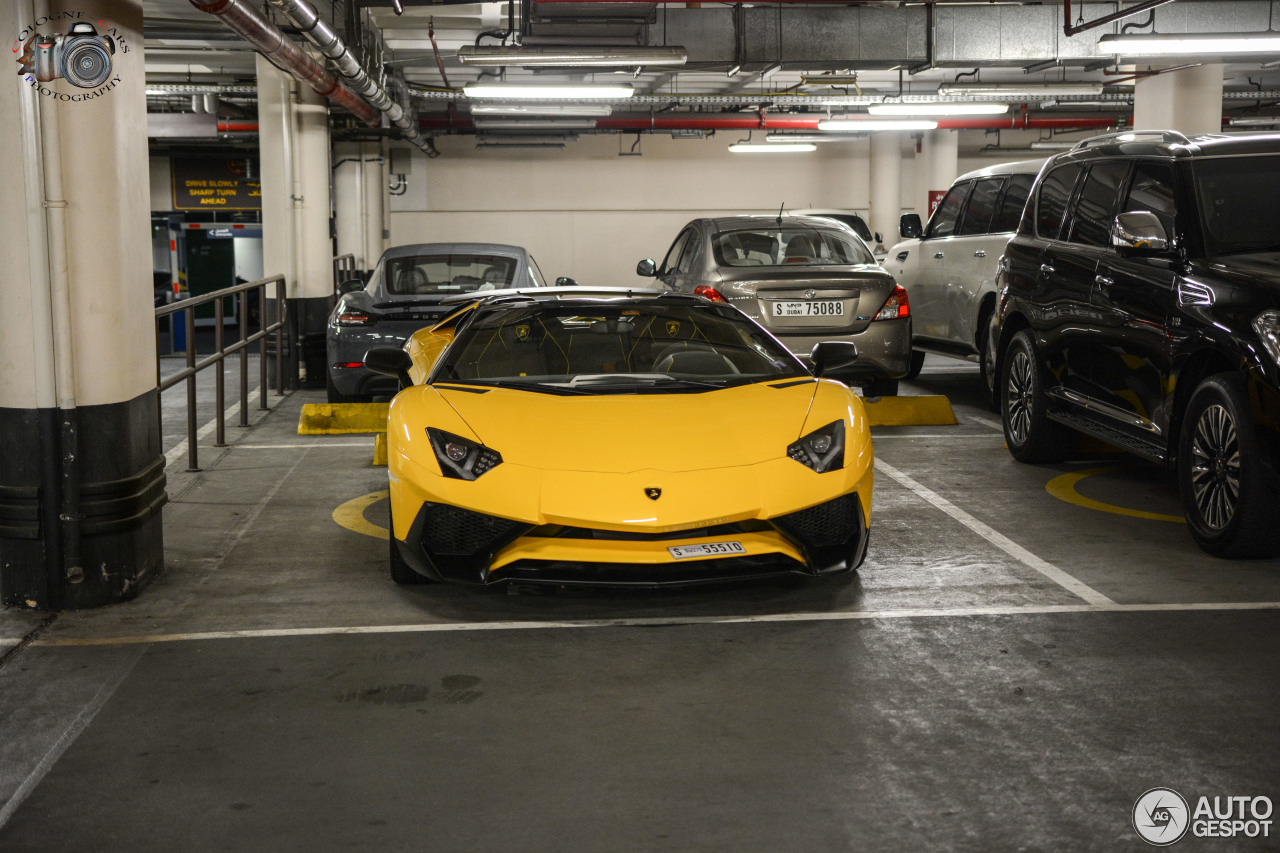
[886,159,1042,391]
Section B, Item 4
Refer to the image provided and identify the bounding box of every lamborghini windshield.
[430,299,809,394]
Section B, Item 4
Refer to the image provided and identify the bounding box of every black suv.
[994,130,1280,558]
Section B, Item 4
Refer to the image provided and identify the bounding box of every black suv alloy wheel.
[1001,330,1070,464]
[1177,374,1280,558]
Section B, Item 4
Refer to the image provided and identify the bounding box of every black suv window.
[991,173,1035,234]
[957,177,1006,236]
[926,181,971,239]
[1194,155,1280,255]
[1036,163,1084,240]
[1068,161,1131,247]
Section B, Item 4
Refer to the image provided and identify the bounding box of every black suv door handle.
[973,250,986,258]
[1040,263,1056,276]
[1095,275,1115,291]
[934,252,945,259]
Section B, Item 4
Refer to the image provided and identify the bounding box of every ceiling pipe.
[266,0,436,153]
[411,114,1125,132]
[189,0,379,124]
[1063,0,1175,37]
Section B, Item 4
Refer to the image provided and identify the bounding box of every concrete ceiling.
[141,1,1280,145]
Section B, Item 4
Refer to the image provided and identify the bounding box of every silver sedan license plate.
[772,300,844,318]
[667,541,746,560]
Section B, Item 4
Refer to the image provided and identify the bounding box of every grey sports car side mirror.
[338,279,365,295]
[810,341,859,377]
[364,347,413,389]
[555,276,578,287]
[636,259,657,277]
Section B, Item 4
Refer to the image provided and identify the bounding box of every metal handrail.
[155,275,289,472]
[333,253,357,293]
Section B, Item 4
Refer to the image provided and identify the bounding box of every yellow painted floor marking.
[1045,467,1184,523]
[332,489,390,539]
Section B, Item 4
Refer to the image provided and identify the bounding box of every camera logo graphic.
[1133,787,1191,846]
[18,22,115,88]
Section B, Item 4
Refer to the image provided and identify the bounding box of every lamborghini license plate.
[772,300,843,318]
[667,541,746,560]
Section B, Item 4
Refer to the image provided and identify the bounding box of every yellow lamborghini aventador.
[363,288,874,587]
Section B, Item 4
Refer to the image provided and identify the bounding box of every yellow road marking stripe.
[332,489,389,539]
[1045,467,1185,524]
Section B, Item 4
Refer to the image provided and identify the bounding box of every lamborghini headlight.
[1253,310,1280,367]
[787,421,845,473]
[426,428,503,480]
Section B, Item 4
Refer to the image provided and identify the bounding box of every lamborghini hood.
[435,381,819,474]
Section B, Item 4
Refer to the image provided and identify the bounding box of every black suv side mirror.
[636,259,657,277]
[364,347,413,389]
[900,214,923,240]
[1111,211,1172,255]
[810,341,859,377]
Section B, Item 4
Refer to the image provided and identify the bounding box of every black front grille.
[772,493,861,548]
[421,503,527,556]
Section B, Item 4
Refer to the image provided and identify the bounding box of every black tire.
[1178,373,1280,558]
[326,371,364,404]
[1001,330,1072,463]
[863,378,899,397]
[979,322,998,404]
[904,349,926,380]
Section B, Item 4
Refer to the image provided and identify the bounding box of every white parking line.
[874,458,1118,608]
[873,434,997,440]
[164,385,286,467]
[965,413,1005,431]
[232,442,371,449]
[27,600,1280,648]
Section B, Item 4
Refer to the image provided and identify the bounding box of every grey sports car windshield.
[387,254,518,295]
[431,301,809,394]
[1193,155,1280,255]
[713,227,875,268]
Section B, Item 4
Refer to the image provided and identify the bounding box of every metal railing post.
[214,296,226,447]
[185,307,199,472]
[275,277,285,397]
[239,289,249,426]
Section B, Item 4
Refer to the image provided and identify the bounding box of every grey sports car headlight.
[1253,310,1280,366]
[426,428,503,480]
[787,421,845,473]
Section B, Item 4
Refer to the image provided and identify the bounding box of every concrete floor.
[2,357,1278,851]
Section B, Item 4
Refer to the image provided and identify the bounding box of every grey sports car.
[638,215,911,395]
[326,243,550,401]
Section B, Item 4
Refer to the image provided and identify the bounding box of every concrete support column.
[0,0,163,609]
[364,144,387,263]
[333,141,385,272]
[256,54,333,388]
[1133,64,1224,136]
[921,129,959,221]
[869,131,904,254]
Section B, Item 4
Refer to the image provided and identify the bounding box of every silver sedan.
[326,243,550,402]
[638,215,911,395]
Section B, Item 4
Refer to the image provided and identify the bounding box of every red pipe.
[209,115,1127,135]
[417,114,1124,132]
[189,0,379,126]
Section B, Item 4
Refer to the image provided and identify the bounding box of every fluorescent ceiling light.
[817,118,939,131]
[477,135,578,145]
[868,102,1009,117]
[1229,117,1280,127]
[937,82,1104,97]
[477,142,567,150]
[469,103,613,117]
[456,45,687,67]
[473,118,598,130]
[1099,32,1280,55]
[1029,141,1077,150]
[729,143,816,153]
[463,84,634,100]
[765,133,866,143]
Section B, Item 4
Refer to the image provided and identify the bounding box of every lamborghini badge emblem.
[515,324,531,342]
[665,320,681,337]
[645,487,662,500]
